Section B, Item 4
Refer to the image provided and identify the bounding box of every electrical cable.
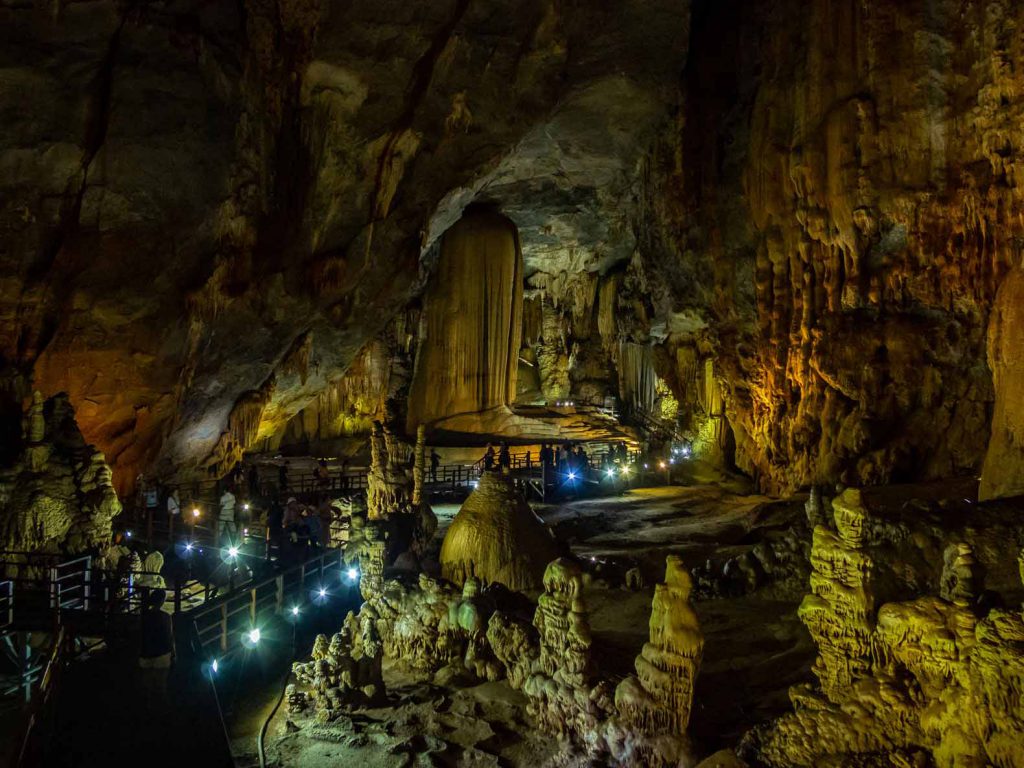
[257,620,297,768]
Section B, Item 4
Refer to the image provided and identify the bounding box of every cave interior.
[1,0,1024,766]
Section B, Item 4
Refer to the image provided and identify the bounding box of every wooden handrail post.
[275,575,284,613]
[146,508,153,545]
[219,603,228,652]
[249,587,257,624]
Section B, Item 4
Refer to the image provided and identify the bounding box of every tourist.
[279,460,289,494]
[317,498,334,547]
[499,441,511,470]
[430,449,441,482]
[266,498,283,559]
[284,497,301,528]
[305,507,323,550]
[248,464,260,497]
[540,443,552,470]
[525,450,532,470]
[218,487,237,543]
[138,589,174,710]
[483,444,495,472]
[166,488,180,518]
[315,459,330,492]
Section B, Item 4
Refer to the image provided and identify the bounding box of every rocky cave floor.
[256,474,819,767]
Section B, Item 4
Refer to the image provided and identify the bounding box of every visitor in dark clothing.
[248,464,260,497]
[266,500,283,559]
[139,589,174,668]
[483,444,495,472]
[279,461,289,493]
[430,449,441,482]
[498,442,511,470]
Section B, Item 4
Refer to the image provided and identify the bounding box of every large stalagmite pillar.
[407,208,523,431]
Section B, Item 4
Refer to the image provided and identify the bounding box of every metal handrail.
[189,548,344,658]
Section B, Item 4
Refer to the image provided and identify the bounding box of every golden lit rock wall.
[645,0,1024,493]
[980,267,1024,500]
[407,209,523,431]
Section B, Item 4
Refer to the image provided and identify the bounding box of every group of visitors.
[264,495,337,565]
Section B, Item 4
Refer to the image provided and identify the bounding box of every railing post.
[146,507,153,545]
[174,572,182,614]
[168,509,174,542]
[249,587,257,625]
[83,556,91,612]
[48,566,58,611]
[219,603,228,653]
[275,575,284,613]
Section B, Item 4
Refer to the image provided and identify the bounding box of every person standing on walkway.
[430,449,441,482]
[218,487,237,543]
[166,488,180,518]
[498,442,511,470]
[279,461,289,494]
[483,444,495,472]
[138,588,174,709]
[248,464,260,498]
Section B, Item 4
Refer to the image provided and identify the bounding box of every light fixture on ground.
[248,627,260,644]
[227,546,239,558]
[211,659,218,673]
[291,606,300,616]
[192,508,200,518]
[345,567,359,583]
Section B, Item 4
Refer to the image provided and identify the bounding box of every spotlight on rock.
[346,567,359,583]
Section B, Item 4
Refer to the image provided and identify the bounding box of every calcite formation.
[0,391,121,555]
[440,471,559,591]
[406,208,523,433]
[615,556,703,736]
[798,488,875,699]
[296,554,703,765]
[291,610,385,719]
[1,0,688,493]
[748,494,1024,767]
[348,419,436,599]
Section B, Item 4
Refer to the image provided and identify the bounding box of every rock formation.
[406,208,523,433]
[981,267,1024,500]
[347,418,436,599]
[440,471,559,591]
[798,488,875,699]
[615,555,703,737]
[747,496,1024,767]
[0,391,121,555]
[291,610,385,718]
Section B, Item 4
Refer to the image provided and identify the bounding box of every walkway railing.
[188,548,350,660]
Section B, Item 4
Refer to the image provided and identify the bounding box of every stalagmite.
[440,471,559,591]
[615,555,703,736]
[406,207,523,432]
[0,392,121,556]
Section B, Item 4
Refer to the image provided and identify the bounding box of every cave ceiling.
[0,0,689,488]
